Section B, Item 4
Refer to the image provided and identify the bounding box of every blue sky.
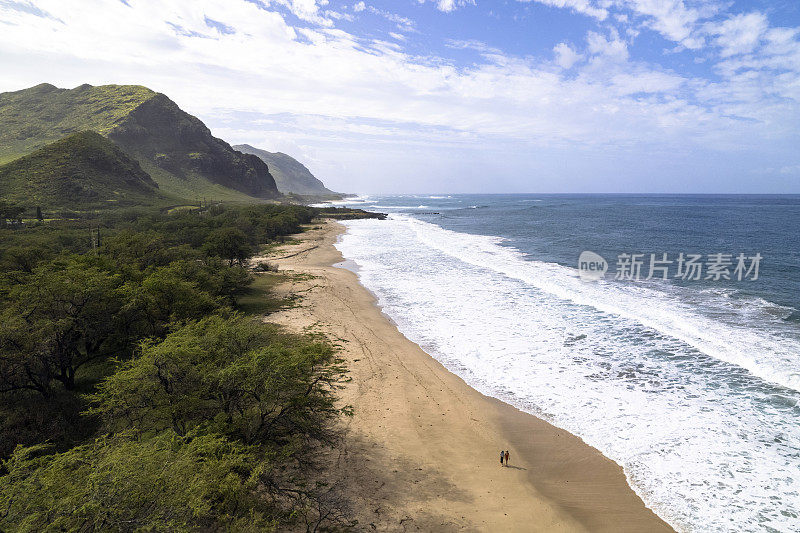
[1,0,799,193]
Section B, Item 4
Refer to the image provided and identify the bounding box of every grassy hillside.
[234,143,337,196]
[0,84,280,201]
[0,83,155,165]
[134,158,261,204]
[0,131,164,208]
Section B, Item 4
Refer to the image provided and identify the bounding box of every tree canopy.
[0,203,371,531]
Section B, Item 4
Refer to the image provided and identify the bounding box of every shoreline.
[258,219,673,532]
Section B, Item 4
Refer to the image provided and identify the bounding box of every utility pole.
[90,227,99,254]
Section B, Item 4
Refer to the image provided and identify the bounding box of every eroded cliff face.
[110,93,279,199]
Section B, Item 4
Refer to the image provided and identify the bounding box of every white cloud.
[519,0,720,50]
[708,12,769,58]
[274,0,332,26]
[352,1,365,13]
[0,0,798,192]
[434,0,475,13]
[553,42,582,69]
[325,10,354,22]
[0,0,789,144]
[366,6,415,32]
[517,0,608,21]
[445,39,502,55]
[620,0,710,49]
[586,30,628,62]
[416,0,475,13]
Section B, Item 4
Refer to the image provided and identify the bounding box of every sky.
[1,0,799,193]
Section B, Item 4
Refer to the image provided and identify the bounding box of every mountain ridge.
[0,84,280,202]
[234,144,337,197]
[0,83,157,163]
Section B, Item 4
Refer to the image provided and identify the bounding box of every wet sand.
[256,220,673,532]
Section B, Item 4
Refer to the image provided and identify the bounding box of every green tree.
[203,227,252,266]
[136,266,221,333]
[0,257,124,393]
[0,203,374,531]
[0,201,24,226]
[101,230,187,272]
[0,431,278,532]
[0,245,44,273]
[91,315,347,447]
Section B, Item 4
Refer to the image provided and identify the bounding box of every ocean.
[322,194,800,532]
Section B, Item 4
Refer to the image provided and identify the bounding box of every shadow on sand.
[326,432,476,532]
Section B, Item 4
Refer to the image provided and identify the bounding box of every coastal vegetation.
[0,203,372,531]
[0,81,380,530]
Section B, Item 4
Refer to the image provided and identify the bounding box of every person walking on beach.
[500,450,505,467]
[505,450,510,467]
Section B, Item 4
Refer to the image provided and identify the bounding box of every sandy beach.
[257,219,673,532]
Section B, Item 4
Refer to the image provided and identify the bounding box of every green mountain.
[233,144,337,197]
[0,83,279,202]
[0,131,163,208]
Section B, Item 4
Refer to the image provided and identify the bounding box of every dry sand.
[257,220,673,532]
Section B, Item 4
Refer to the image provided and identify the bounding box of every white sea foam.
[391,215,800,392]
[365,205,431,209]
[310,194,371,207]
[336,215,800,533]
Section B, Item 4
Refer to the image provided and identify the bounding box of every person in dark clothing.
[500,450,505,466]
